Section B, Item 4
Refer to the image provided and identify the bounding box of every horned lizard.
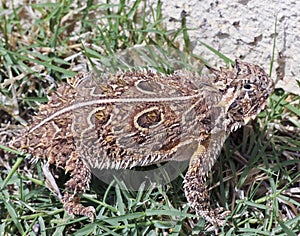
[10,59,274,226]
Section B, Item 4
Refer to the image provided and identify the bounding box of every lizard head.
[208,59,274,131]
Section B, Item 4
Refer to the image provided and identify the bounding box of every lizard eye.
[243,83,252,90]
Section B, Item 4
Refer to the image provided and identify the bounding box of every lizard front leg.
[183,135,230,226]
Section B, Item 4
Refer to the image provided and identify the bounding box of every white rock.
[159,0,300,95]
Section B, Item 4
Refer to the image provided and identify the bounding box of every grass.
[0,0,300,235]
